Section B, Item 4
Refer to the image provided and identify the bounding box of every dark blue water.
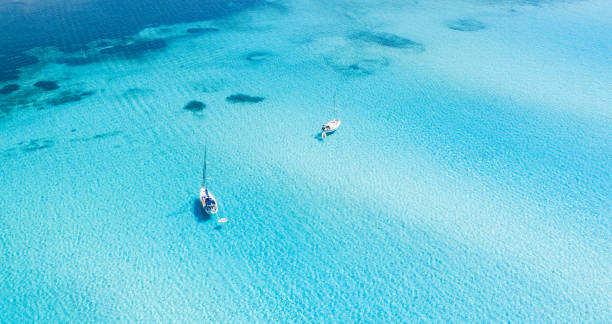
[0,0,260,82]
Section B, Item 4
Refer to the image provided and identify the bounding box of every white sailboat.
[200,147,218,215]
[321,92,341,138]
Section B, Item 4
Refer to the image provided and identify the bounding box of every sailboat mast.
[333,91,339,119]
[202,146,207,187]
[333,91,337,108]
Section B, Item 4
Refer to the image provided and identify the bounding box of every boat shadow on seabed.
[192,197,211,223]
[314,132,324,142]
[314,131,336,142]
[191,198,224,230]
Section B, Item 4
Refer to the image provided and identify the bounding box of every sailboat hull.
[322,119,341,133]
[200,187,218,214]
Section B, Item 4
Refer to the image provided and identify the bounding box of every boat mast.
[202,146,207,187]
[334,89,339,120]
[333,90,338,119]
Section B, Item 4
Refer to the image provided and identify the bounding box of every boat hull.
[200,187,218,214]
[322,119,341,133]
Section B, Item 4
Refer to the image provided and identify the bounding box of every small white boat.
[321,92,341,138]
[200,147,218,215]
[322,119,342,133]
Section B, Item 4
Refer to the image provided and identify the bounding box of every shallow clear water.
[1,0,611,322]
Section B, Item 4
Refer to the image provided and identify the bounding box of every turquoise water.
[1,0,611,322]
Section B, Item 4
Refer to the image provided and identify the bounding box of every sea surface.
[1,0,611,322]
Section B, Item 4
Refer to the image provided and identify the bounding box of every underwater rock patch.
[70,130,122,143]
[48,90,95,106]
[447,19,486,32]
[340,63,374,76]
[92,131,122,139]
[123,87,154,97]
[0,84,19,95]
[21,139,55,152]
[351,31,425,52]
[0,147,16,158]
[0,69,20,83]
[264,1,289,13]
[57,56,99,66]
[245,51,272,62]
[186,27,220,34]
[183,100,206,111]
[99,39,167,58]
[96,41,112,48]
[226,94,265,104]
[0,54,39,82]
[325,56,389,77]
[34,81,60,91]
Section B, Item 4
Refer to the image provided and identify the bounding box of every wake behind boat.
[200,147,218,215]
